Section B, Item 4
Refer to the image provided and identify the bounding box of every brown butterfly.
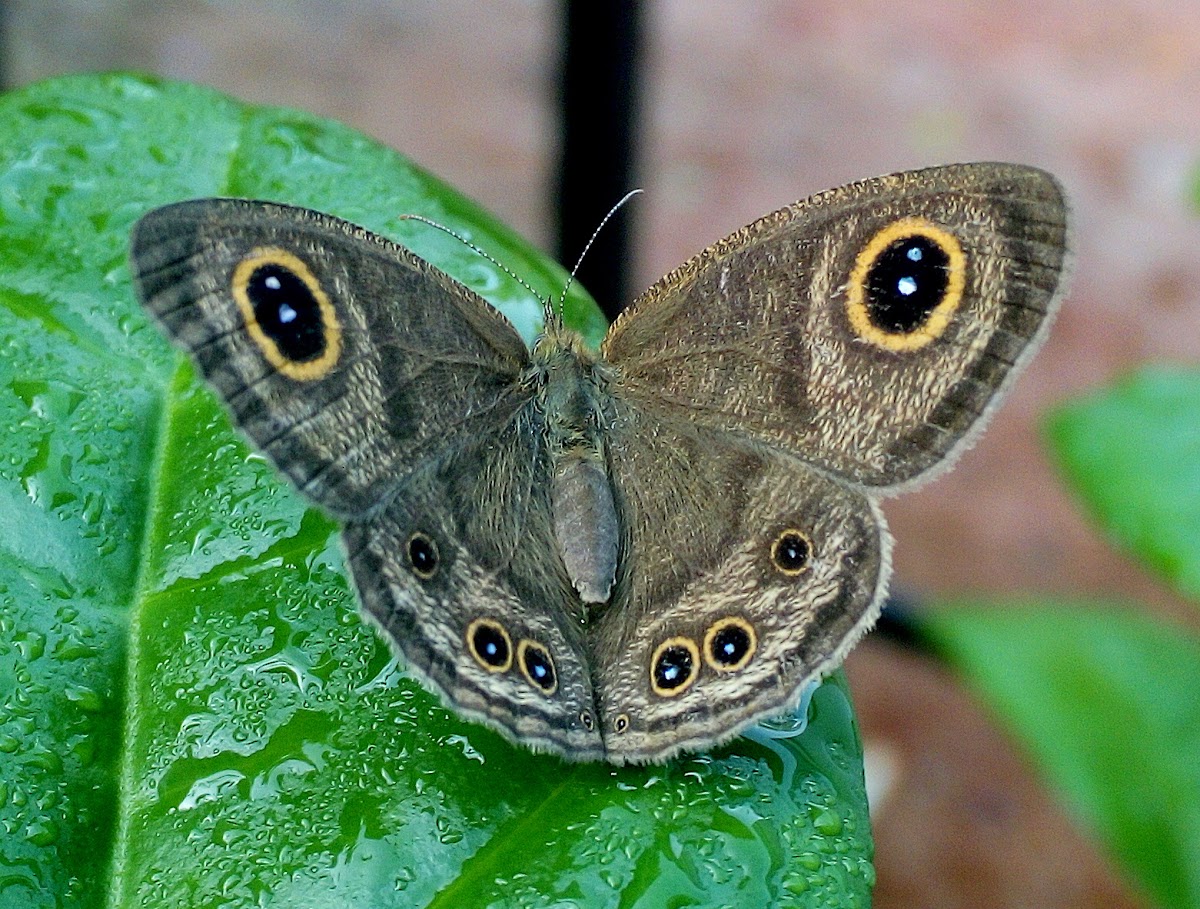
[130,163,1069,763]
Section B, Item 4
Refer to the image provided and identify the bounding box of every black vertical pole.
[554,1,644,322]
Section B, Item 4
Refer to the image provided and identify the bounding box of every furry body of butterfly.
[130,162,1069,763]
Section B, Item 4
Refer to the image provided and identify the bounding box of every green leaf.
[921,601,1200,909]
[0,74,873,908]
[1045,365,1200,603]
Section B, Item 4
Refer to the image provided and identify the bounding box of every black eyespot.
[407,532,439,579]
[864,234,951,334]
[246,262,327,362]
[518,640,557,695]
[613,713,629,734]
[704,617,757,672]
[232,248,342,380]
[466,618,512,672]
[650,637,700,697]
[771,529,812,576]
[846,219,965,352]
[580,710,595,731]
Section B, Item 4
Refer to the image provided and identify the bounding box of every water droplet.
[25,746,62,774]
[25,816,59,847]
[393,866,416,891]
[13,631,45,661]
[810,806,843,836]
[795,850,823,871]
[784,872,811,894]
[64,683,103,712]
[71,737,96,767]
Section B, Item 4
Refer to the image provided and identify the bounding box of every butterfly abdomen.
[532,329,621,606]
[552,454,618,604]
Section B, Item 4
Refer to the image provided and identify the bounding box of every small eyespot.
[613,713,630,734]
[845,218,966,352]
[704,617,757,672]
[771,529,812,576]
[407,532,439,579]
[466,617,512,673]
[580,710,595,731]
[650,637,700,697]
[231,247,342,379]
[518,640,557,696]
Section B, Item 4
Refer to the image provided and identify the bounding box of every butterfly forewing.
[602,163,1069,490]
[131,199,530,518]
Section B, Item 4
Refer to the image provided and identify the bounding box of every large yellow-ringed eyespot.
[771,529,813,577]
[703,616,757,672]
[517,639,558,696]
[406,532,440,579]
[649,636,700,697]
[466,618,513,673]
[231,246,343,380]
[845,218,966,352]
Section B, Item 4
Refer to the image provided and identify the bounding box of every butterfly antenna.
[558,188,643,318]
[397,214,544,304]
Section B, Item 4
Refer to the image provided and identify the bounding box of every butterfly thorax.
[530,321,620,607]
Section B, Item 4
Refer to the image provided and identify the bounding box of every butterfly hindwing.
[593,407,888,762]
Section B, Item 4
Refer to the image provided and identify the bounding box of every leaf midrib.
[104,99,261,903]
[106,354,182,907]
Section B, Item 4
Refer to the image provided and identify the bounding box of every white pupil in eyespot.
[265,275,282,291]
[278,302,298,323]
[906,246,923,262]
[897,276,918,296]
